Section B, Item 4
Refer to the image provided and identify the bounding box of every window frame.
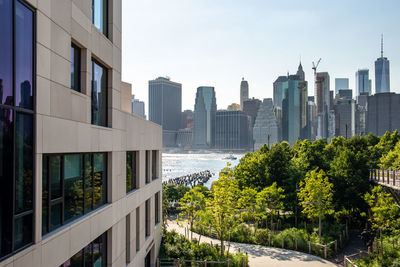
[70,43,81,92]
[145,150,150,184]
[91,58,108,127]
[154,192,160,225]
[126,151,138,193]
[42,153,108,236]
[0,0,36,260]
[91,0,108,37]
[145,199,150,238]
[151,150,158,180]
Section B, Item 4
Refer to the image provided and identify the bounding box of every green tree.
[256,182,285,231]
[298,169,334,242]
[364,186,400,258]
[238,187,258,225]
[207,176,240,256]
[380,140,400,169]
[178,186,206,240]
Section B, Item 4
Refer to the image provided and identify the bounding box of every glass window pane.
[50,203,62,230]
[50,156,62,199]
[0,0,13,106]
[93,153,106,207]
[84,154,93,213]
[91,61,107,127]
[64,154,84,221]
[70,250,83,267]
[93,234,106,267]
[92,0,107,36]
[42,156,49,235]
[152,150,157,179]
[0,108,13,257]
[15,112,33,213]
[145,151,150,183]
[14,214,33,250]
[71,44,80,92]
[84,242,92,267]
[126,152,132,192]
[15,1,33,109]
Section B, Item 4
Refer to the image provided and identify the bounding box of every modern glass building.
[335,78,349,96]
[315,72,330,139]
[375,36,390,94]
[253,98,279,150]
[240,78,249,110]
[0,1,162,266]
[215,110,250,150]
[355,69,371,96]
[193,86,217,148]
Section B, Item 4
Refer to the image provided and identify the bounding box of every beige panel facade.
[0,0,162,267]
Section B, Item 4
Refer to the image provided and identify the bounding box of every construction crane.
[312,58,321,75]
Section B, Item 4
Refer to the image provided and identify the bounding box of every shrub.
[230,223,253,243]
[255,228,270,245]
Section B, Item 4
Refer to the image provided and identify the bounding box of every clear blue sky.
[121,0,400,112]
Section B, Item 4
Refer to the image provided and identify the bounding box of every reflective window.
[71,44,81,92]
[91,60,107,127]
[151,150,157,180]
[60,233,107,267]
[126,151,138,192]
[145,199,150,237]
[15,0,33,109]
[92,0,108,36]
[0,0,34,259]
[42,153,107,235]
[145,151,150,183]
[155,192,160,225]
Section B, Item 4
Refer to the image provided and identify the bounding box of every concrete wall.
[0,0,162,266]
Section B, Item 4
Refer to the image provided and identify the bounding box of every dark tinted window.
[0,0,13,105]
[92,0,108,36]
[91,60,107,127]
[71,44,81,92]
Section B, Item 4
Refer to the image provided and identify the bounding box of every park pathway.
[167,221,336,267]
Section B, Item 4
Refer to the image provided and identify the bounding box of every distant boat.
[223,152,237,160]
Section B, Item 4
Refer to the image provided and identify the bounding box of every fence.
[370,169,400,188]
[157,258,248,267]
[343,251,369,267]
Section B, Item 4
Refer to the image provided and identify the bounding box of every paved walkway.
[167,221,336,267]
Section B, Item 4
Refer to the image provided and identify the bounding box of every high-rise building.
[273,76,288,108]
[0,1,162,266]
[314,72,330,139]
[243,98,262,128]
[355,69,371,96]
[193,86,217,148]
[367,93,400,136]
[337,89,353,100]
[253,99,279,150]
[335,78,349,95]
[149,77,182,130]
[355,94,368,135]
[215,110,250,150]
[335,99,356,138]
[308,97,316,141]
[375,36,390,94]
[296,62,305,81]
[240,78,249,109]
[181,109,194,129]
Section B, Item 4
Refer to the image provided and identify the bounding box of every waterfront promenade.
[167,221,336,267]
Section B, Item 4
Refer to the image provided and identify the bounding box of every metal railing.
[370,169,400,188]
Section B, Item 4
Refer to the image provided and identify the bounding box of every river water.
[162,153,244,187]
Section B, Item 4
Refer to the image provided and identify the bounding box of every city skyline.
[122,0,400,110]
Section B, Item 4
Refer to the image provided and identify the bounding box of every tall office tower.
[148,77,182,130]
[308,97,316,141]
[181,109,194,129]
[367,93,400,136]
[193,86,217,148]
[132,96,146,119]
[0,1,162,266]
[273,76,288,108]
[243,98,262,128]
[240,78,249,109]
[215,110,250,150]
[335,99,356,138]
[253,98,279,150]
[296,62,305,81]
[355,95,368,135]
[281,75,308,144]
[314,72,330,139]
[337,89,353,100]
[375,36,390,94]
[335,78,349,95]
[355,69,371,96]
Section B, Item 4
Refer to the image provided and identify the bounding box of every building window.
[59,232,107,267]
[42,153,107,235]
[92,0,108,36]
[91,59,108,127]
[155,192,160,225]
[0,0,34,260]
[136,207,140,252]
[70,44,81,92]
[151,150,158,180]
[145,199,150,237]
[126,214,130,263]
[145,151,150,184]
[126,151,138,192]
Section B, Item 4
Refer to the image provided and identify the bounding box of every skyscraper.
[148,77,182,130]
[375,35,390,94]
[240,78,249,109]
[367,93,400,136]
[243,98,262,128]
[355,69,371,96]
[253,98,279,150]
[215,110,250,150]
[335,78,349,95]
[193,86,217,148]
[315,72,330,139]
[273,76,288,108]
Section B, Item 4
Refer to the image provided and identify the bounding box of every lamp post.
[303,197,322,243]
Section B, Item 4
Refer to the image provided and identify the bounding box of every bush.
[255,228,270,245]
[230,223,253,243]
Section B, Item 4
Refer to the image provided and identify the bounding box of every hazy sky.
[121,0,400,113]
